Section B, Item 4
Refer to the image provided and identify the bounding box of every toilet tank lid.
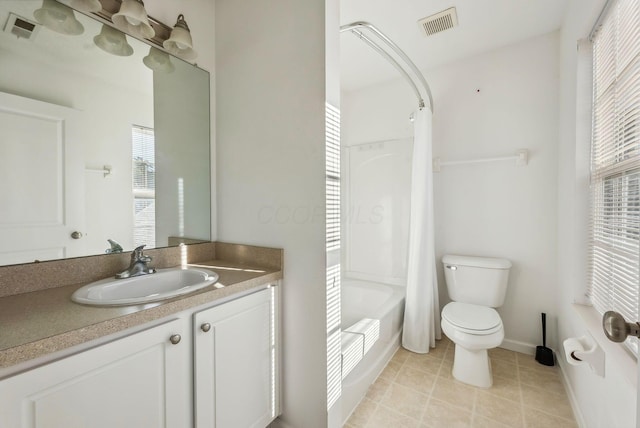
[442,255,511,269]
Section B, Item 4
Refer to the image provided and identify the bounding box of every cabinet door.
[0,318,191,428]
[194,287,277,428]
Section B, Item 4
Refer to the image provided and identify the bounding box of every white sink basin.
[71,267,219,306]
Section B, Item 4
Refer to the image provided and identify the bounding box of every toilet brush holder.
[535,313,555,366]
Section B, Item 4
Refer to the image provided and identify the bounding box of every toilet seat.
[442,302,502,335]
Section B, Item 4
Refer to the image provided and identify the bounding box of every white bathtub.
[340,279,405,424]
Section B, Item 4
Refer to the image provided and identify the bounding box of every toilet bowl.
[441,301,504,387]
[440,255,511,388]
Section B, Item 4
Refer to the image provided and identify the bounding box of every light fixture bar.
[86,0,171,48]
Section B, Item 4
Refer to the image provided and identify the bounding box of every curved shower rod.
[340,21,434,112]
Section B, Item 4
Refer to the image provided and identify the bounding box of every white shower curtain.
[401,107,441,354]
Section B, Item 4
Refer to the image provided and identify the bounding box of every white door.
[0,92,85,265]
[194,287,277,428]
[0,318,192,428]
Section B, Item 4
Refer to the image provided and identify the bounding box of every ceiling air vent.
[3,13,41,41]
[418,7,458,37]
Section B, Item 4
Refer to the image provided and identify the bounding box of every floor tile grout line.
[517,358,527,428]
[418,347,445,425]
[351,343,576,428]
[362,400,379,428]
[375,368,428,428]
[521,403,579,424]
[399,346,440,424]
[516,357,576,424]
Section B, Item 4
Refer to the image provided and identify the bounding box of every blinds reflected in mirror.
[132,124,156,248]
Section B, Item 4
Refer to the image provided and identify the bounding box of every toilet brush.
[535,312,555,366]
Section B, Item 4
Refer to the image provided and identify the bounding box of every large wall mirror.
[0,0,211,267]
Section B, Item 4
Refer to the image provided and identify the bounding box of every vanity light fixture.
[94,23,133,56]
[69,0,102,13]
[34,0,84,35]
[112,0,154,39]
[163,14,197,61]
[62,0,199,64]
[143,46,175,73]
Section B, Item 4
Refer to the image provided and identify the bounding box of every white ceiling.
[340,0,569,92]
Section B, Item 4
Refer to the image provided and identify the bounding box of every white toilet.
[440,254,511,388]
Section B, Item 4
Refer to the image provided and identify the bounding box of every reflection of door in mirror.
[0,92,85,265]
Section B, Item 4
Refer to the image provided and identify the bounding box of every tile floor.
[345,335,577,428]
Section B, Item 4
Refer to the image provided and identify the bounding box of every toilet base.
[452,344,493,388]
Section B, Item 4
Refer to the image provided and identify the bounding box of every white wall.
[431,32,560,351]
[215,0,332,426]
[342,32,561,352]
[556,0,637,426]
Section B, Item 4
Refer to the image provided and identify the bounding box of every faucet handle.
[133,245,153,263]
[132,245,147,260]
[106,239,123,254]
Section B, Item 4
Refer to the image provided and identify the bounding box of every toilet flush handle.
[445,265,457,271]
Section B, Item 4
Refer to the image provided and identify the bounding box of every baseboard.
[557,359,587,428]
[500,338,537,355]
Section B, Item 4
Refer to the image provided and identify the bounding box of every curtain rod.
[340,21,434,112]
[589,0,616,41]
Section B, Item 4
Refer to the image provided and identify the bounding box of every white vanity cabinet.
[194,286,279,428]
[0,284,280,428]
[0,317,192,428]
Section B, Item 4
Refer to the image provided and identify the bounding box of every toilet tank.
[442,255,512,307]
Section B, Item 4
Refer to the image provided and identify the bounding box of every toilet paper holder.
[562,334,605,377]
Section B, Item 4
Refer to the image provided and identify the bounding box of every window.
[588,0,640,352]
[325,102,341,410]
[132,125,156,248]
[326,102,341,252]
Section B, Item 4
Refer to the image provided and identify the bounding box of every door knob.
[201,323,211,332]
[602,311,640,342]
[71,231,83,239]
[169,334,181,345]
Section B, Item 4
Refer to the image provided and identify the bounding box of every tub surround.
[0,242,283,371]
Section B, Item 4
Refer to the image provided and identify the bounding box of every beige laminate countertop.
[0,258,281,371]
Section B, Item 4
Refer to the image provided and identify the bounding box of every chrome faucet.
[116,245,156,279]
[105,239,123,254]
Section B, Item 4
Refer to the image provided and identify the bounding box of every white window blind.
[588,0,640,352]
[326,103,341,252]
[132,125,156,248]
[325,103,342,410]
